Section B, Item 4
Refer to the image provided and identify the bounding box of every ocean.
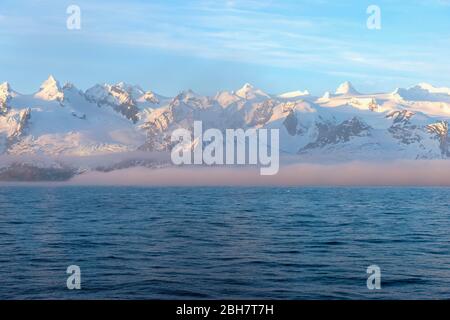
[0,186,449,299]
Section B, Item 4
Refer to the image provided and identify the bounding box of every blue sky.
[1,0,450,96]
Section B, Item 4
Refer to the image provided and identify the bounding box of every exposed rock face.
[85,84,141,123]
[0,108,32,151]
[427,121,449,157]
[0,82,12,115]
[94,159,167,172]
[283,110,299,136]
[0,163,76,181]
[142,91,160,104]
[387,110,416,124]
[10,109,31,139]
[2,77,450,172]
[0,101,7,115]
[389,125,422,145]
[140,90,225,151]
[139,108,175,151]
[246,100,275,127]
[301,117,371,151]
[387,110,422,145]
[109,85,141,123]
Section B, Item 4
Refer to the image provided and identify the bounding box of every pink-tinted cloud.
[68,160,450,186]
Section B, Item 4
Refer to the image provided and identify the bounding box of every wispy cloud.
[80,1,450,82]
[0,0,449,93]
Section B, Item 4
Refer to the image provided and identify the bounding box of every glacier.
[0,75,449,181]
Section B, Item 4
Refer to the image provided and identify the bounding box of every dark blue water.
[0,186,449,299]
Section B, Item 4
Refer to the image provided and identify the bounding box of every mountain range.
[1,75,449,180]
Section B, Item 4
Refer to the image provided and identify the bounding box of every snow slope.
[1,76,450,167]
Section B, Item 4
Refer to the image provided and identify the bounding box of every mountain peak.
[335,81,359,95]
[113,82,145,100]
[415,82,450,95]
[141,91,161,104]
[62,82,75,90]
[236,83,254,93]
[0,82,11,94]
[235,83,270,100]
[0,82,14,113]
[35,75,64,101]
[41,75,60,89]
[417,82,434,90]
[115,82,144,92]
[393,82,450,102]
[176,89,200,101]
[2,77,450,163]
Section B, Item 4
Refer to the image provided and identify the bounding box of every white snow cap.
[0,81,11,92]
[335,81,360,95]
[416,82,450,95]
[235,83,270,100]
[322,91,331,99]
[115,82,145,98]
[40,75,60,90]
[279,90,310,99]
[0,82,12,105]
[35,75,64,101]
[0,82,15,99]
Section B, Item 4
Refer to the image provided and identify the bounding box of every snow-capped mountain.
[1,76,450,180]
[34,75,64,101]
[137,81,450,160]
[335,81,360,96]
